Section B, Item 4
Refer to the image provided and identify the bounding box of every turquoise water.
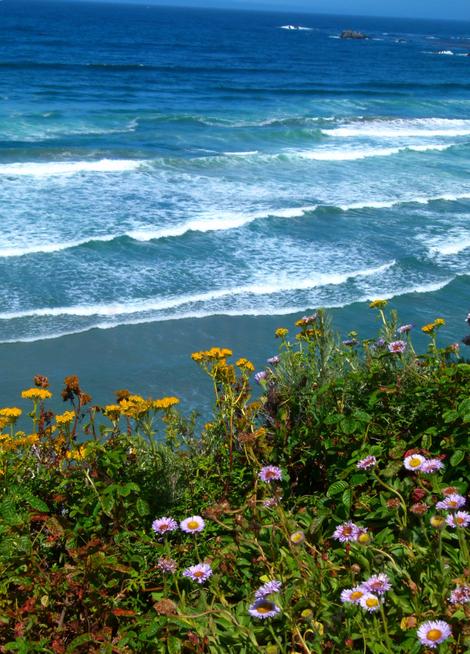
[0,1,469,409]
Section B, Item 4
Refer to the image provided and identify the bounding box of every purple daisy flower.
[254,371,267,384]
[248,599,281,620]
[388,340,406,354]
[417,620,452,648]
[183,563,212,584]
[180,515,205,533]
[362,574,391,595]
[342,338,358,346]
[436,494,466,510]
[420,459,444,474]
[359,593,381,612]
[449,585,470,605]
[255,580,282,600]
[267,355,280,365]
[152,516,178,535]
[340,586,366,604]
[446,511,470,528]
[259,465,282,483]
[356,455,377,470]
[332,521,361,543]
[397,324,413,334]
[157,557,177,574]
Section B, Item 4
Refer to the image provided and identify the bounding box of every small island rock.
[340,30,368,40]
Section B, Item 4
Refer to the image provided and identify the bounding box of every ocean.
[0,0,469,411]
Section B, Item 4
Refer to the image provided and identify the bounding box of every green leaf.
[136,498,149,517]
[340,416,359,435]
[450,450,465,467]
[342,488,352,511]
[327,480,349,497]
[26,495,49,513]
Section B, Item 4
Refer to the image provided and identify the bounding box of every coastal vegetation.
[0,304,469,653]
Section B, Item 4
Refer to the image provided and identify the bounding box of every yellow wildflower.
[153,397,180,410]
[236,358,255,372]
[421,323,436,334]
[274,327,288,338]
[369,299,388,309]
[191,347,232,362]
[0,407,22,424]
[104,404,122,420]
[119,396,151,417]
[21,388,52,401]
[66,445,87,460]
[434,317,445,326]
[55,410,75,426]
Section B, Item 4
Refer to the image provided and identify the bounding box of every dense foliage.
[0,304,469,653]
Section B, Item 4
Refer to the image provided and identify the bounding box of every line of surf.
[0,276,454,344]
[3,190,470,259]
[323,118,470,138]
[0,262,394,321]
[286,143,453,161]
[0,206,318,258]
[0,159,144,176]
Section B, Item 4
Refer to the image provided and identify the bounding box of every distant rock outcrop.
[340,30,368,40]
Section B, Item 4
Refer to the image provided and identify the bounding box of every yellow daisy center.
[427,629,442,642]
[409,457,422,468]
[194,571,204,578]
[358,533,370,544]
[256,602,272,614]
[350,591,363,601]
[366,598,379,608]
[456,517,464,525]
[187,520,200,530]
[343,526,352,535]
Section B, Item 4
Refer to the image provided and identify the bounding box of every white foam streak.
[0,206,317,257]
[339,191,470,211]
[294,143,452,161]
[0,159,144,176]
[323,118,470,138]
[428,237,470,256]
[0,262,394,321]
[0,275,456,345]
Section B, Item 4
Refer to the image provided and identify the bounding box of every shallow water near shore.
[0,1,469,413]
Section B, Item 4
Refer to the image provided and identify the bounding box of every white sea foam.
[223,150,259,156]
[338,191,470,211]
[323,118,470,138]
[0,261,394,320]
[0,159,144,176]
[0,206,318,258]
[427,236,470,256]
[292,143,452,161]
[0,273,457,345]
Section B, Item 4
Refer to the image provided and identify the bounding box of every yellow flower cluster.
[21,388,52,401]
[119,395,151,418]
[421,318,446,334]
[236,358,255,372]
[274,328,288,338]
[66,445,87,460]
[369,299,388,309]
[0,407,22,423]
[0,433,39,451]
[55,410,75,426]
[153,397,180,410]
[104,404,122,420]
[191,347,233,362]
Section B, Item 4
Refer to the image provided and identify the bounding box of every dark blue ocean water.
[0,1,469,409]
